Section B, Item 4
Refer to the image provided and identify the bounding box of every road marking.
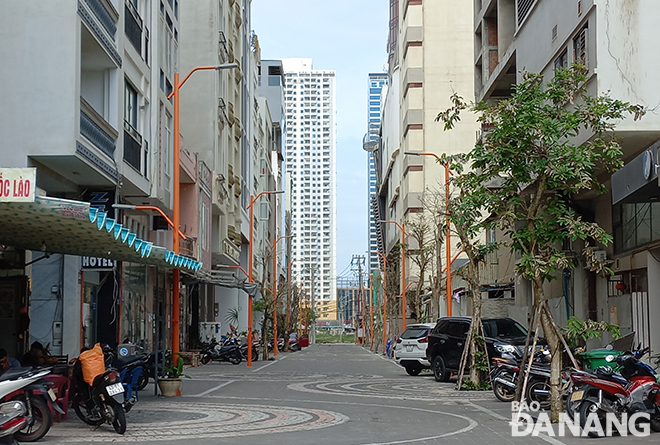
[187,380,235,397]
[252,354,287,372]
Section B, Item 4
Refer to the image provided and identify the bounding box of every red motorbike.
[569,348,660,436]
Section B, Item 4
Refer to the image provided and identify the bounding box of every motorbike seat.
[113,353,148,369]
[0,366,34,382]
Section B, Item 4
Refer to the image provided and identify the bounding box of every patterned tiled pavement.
[40,344,660,444]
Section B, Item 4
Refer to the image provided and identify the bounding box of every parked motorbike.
[69,349,128,434]
[267,337,299,353]
[200,338,242,365]
[239,343,259,362]
[0,400,27,445]
[0,366,62,442]
[569,347,660,437]
[490,345,552,408]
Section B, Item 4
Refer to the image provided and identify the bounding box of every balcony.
[80,98,117,158]
[84,0,117,39]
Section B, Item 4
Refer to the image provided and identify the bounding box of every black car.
[426,316,540,382]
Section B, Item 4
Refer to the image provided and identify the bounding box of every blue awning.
[0,196,202,272]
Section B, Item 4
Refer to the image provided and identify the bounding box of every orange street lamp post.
[404,151,453,317]
[370,250,388,355]
[380,220,407,330]
[272,235,292,356]
[246,190,283,366]
[286,259,299,344]
[167,63,237,354]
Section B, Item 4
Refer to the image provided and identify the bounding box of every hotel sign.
[0,168,36,202]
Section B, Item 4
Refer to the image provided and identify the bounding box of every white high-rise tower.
[282,58,337,312]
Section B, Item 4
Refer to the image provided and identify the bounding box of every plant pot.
[157,378,181,397]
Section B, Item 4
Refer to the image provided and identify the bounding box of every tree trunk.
[532,277,562,422]
[468,271,482,386]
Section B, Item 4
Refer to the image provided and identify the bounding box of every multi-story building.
[474,0,660,350]
[282,58,337,313]
[375,0,478,330]
[0,0,205,358]
[364,74,388,273]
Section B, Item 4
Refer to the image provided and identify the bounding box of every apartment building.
[375,0,478,331]
[0,0,207,357]
[475,0,660,350]
[282,59,337,311]
[364,74,388,274]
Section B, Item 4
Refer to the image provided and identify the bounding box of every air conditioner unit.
[586,250,608,269]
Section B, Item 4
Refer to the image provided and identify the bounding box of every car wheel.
[405,364,422,376]
[432,356,450,382]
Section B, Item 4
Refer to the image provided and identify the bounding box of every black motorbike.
[239,343,259,362]
[70,348,128,435]
[200,338,242,365]
[490,346,552,408]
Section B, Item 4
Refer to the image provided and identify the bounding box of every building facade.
[475,0,660,351]
[282,59,337,311]
[365,74,388,273]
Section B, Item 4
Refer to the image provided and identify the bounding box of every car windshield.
[482,319,527,339]
[401,327,430,339]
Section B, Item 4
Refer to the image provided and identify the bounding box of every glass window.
[482,319,527,338]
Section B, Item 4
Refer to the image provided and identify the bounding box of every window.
[573,25,588,67]
[124,82,138,128]
[554,49,568,71]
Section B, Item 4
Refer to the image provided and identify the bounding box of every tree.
[438,64,644,419]
[406,214,433,321]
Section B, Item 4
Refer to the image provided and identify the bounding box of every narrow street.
[38,344,654,445]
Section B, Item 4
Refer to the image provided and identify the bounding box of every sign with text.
[0,168,36,202]
[82,256,117,271]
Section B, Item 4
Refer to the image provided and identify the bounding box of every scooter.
[490,346,553,408]
[0,400,27,445]
[200,338,242,365]
[69,350,128,435]
[569,348,660,437]
[0,366,62,442]
[239,343,259,362]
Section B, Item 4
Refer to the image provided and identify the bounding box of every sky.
[251,1,389,278]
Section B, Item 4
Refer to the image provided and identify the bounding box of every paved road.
[42,344,659,444]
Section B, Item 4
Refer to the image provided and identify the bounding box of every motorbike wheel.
[651,415,660,432]
[13,396,52,442]
[526,379,551,410]
[72,392,104,426]
[492,372,516,402]
[230,351,242,365]
[579,399,607,438]
[201,353,211,365]
[106,399,126,435]
[252,347,259,361]
[137,374,149,391]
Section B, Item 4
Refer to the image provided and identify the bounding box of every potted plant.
[157,353,190,397]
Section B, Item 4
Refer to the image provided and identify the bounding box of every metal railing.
[124,2,142,53]
[84,0,116,38]
[80,110,116,157]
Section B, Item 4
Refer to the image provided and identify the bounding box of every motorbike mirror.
[605,354,615,362]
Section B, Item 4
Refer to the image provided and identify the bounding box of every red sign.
[0,168,36,202]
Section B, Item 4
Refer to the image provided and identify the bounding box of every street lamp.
[404,151,453,317]
[370,250,388,355]
[246,190,284,366]
[166,62,238,354]
[272,234,292,356]
[379,220,407,330]
[285,258,299,349]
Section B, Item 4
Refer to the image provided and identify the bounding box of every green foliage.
[437,64,644,286]
[563,316,621,348]
[162,353,191,379]
[224,307,240,329]
[461,378,491,391]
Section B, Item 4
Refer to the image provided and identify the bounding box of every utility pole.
[351,255,365,345]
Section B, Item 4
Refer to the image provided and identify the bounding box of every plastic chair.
[122,366,143,401]
[43,374,69,422]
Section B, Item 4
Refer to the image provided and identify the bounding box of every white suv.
[393,323,437,376]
